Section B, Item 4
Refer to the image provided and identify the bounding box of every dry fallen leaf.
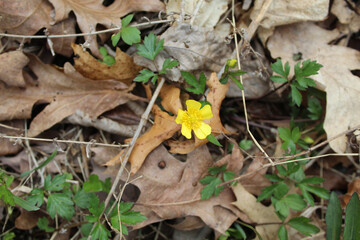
[168,72,233,154]
[72,43,142,86]
[331,0,360,33]
[0,54,142,137]
[232,184,278,240]
[15,209,43,230]
[107,84,181,173]
[48,17,77,57]
[0,120,23,156]
[166,0,228,29]
[48,0,165,56]
[267,22,360,153]
[0,51,29,87]
[343,178,360,207]
[107,144,248,234]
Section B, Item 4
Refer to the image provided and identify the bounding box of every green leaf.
[118,202,134,214]
[133,69,156,83]
[273,182,289,199]
[151,74,158,84]
[295,60,323,78]
[206,134,222,147]
[270,75,288,83]
[290,85,302,106]
[265,174,284,182]
[121,14,133,27]
[27,188,44,207]
[271,59,290,78]
[325,192,342,240]
[99,47,108,58]
[223,171,235,182]
[21,150,58,178]
[229,74,243,90]
[276,165,288,176]
[208,165,226,175]
[283,194,307,211]
[257,183,281,202]
[111,215,129,235]
[278,128,291,142]
[111,32,121,47]
[275,199,289,217]
[307,96,322,120]
[81,223,93,237]
[92,222,111,240]
[300,184,330,200]
[200,176,218,185]
[13,196,39,211]
[291,127,301,143]
[301,187,315,206]
[278,225,288,240]
[47,193,74,220]
[230,70,246,76]
[343,193,360,240]
[90,201,104,219]
[102,55,115,66]
[3,232,15,240]
[136,33,164,60]
[160,59,179,74]
[181,71,206,95]
[121,26,141,45]
[37,217,55,232]
[300,177,324,185]
[74,189,94,209]
[0,184,14,206]
[288,217,320,236]
[83,174,104,193]
[239,139,252,150]
[121,210,147,225]
[201,177,222,200]
[44,174,67,191]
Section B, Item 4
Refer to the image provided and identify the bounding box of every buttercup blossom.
[175,100,213,139]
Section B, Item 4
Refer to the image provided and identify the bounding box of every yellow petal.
[176,109,186,124]
[193,122,211,139]
[199,104,213,120]
[181,123,192,139]
[186,99,201,112]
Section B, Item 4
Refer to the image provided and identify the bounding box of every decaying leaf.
[15,209,43,230]
[343,178,360,207]
[0,120,23,156]
[331,0,360,33]
[168,72,233,154]
[48,0,165,56]
[103,144,248,234]
[0,51,29,87]
[267,22,360,153]
[107,84,182,173]
[0,55,142,137]
[232,184,278,240]
[72,43,142,86]
[166,0,228,29]
[48,17,77,57]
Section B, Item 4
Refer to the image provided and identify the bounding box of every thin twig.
[231,0,274,165]
[0,135,128,148]
[0,20,173,39]
[88,78,166,239]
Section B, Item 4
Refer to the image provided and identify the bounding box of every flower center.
[184,109,202,129]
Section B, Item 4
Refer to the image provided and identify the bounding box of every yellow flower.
[227,59,237,68]
[175,100,213,139]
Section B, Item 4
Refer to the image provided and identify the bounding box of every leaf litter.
[0,0,360,239]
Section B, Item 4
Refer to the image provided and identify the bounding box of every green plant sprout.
[111,14,141,46]
[219,59,246,90]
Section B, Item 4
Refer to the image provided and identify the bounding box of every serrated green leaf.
[119,202,134,214]
[121,14,133,27]
[307,97,322,120]
[288,217,320,236]
[92,222,111,240]
[200,176,218,185]
[206,134,222,147]
[37,217,55,232]
[47,193,74,220]
[301,188,315,206]
[136,33,164,60]
[290,85,302,106]
[3,232,15,240]
[302,184,330,200]
[0,185,14,206]
[201,177,222,200]
[74,190,94,209]
[291,127,301,143]
[83,174,103,193]
[278,225,288,240]
[21,150,58,178]
[214,185,224,196]
[121,210,147,225]
[274,182,290,199]
[121,26,141,45]
[343,193,360,240]
[325,192,342,240]
[160,59,179,74]
[90,201,104,219]
[133,69,156,83]
[44,174,67,191]
[14,196,39,211]
[239,139,252,150]
[219,75,228,84]
[283,194,307,211]
[181,71,206,95]
[208,166,222,175]
[257,183,280,202]
[223,171,235,182]
[271,59,289,78]
[275,200,289,217]
[279,128,291,142]
[270,75,288,83]
[27,188,44,207]
[111,215,129,235]
[300,177,324,185]
[276,165,288,176]
[151,74,158,84]
[102,55,115,66]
